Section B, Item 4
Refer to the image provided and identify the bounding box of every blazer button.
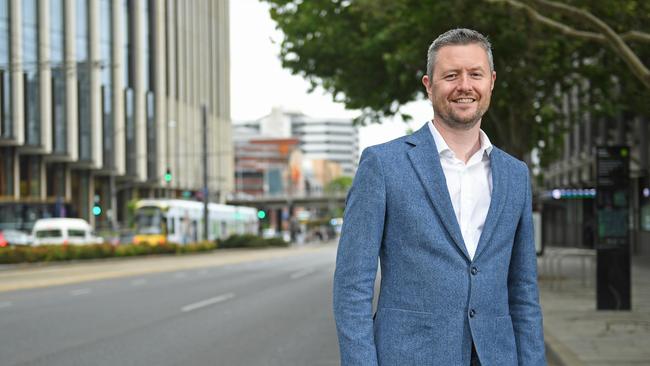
[471,267,478,275]
[469,309,476,318]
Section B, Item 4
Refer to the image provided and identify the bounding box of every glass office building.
[0,0,233,230]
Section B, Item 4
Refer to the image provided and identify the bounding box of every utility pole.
[202,104,209,241]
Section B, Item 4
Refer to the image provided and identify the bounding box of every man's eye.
[444,74,456,80]
[471,73,483,78]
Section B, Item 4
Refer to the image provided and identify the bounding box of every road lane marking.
[70,288,92,296]
[181,293,235,313]
[290,268,316,280]
[131,279,148,286]
[0,301,12,309]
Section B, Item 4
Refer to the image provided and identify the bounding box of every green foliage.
[217,234,289,249]
[261,0,650,163]
[325,176,353,194]
[0,242,218,264]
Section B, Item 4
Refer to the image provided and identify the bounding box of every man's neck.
[432,119,482,164]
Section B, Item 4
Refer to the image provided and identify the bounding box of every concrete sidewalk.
[0,242,334,293]
[539,247,650,365]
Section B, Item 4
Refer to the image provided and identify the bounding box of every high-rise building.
[0,0,233,231]
[237,107,360,177]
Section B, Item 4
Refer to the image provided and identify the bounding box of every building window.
[141,0,153,92]
[165,0,171,97]
[124,88,136,175]
[46,163,65,198]
[19,155,40,197]
[71,170,90,220]
[100,0,113,168]
[146,91,156,179]
[174,0,179,100]
[22,0,40,146]
[51,0,66,154]
[122,0,131,88]
[0,0,11,139]
[77,0,92,161]
[0,147,13,196]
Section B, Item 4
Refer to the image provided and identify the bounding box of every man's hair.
[426,28,494,80]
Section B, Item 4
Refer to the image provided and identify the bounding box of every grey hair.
[426,28,494,80]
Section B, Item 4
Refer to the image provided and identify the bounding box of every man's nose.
[457,74,472,91]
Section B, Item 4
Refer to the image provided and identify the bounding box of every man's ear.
[491,71,496,91]
[422,75,432,97]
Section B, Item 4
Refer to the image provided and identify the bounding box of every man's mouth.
[452,98,476,104]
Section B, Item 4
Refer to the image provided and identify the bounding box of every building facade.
[0,0,232,231]
[233,126,300,197]
[237,107,360,177]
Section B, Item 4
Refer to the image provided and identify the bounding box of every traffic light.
[257,210,266,219]
[164,168,172,183]
[92,194,102,216]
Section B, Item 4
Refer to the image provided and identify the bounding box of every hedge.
[0,234,289,264]
[0,242,215,264]
[217,234,289,249]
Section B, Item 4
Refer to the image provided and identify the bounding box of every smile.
[453,98,476,104]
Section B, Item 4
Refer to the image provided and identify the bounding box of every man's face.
[422,44,496,130]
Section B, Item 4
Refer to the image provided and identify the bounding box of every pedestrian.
[333,28,545,365]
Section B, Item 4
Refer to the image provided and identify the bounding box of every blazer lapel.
[406,125,470,261]
[473,147,509,261]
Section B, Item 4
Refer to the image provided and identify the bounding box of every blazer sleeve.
[508,163,546,365]
[333,148,385,366]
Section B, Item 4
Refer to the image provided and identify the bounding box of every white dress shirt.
[428,121,493,260]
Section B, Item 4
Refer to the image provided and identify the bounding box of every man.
[333,28,545,366]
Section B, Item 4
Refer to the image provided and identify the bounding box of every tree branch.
[486,0,650,88]
[622,30,650,43]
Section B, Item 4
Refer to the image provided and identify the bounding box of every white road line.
[290,268,316,280]
[181,293,235,313]
[131,279,148,286]
[70,288,92,296]
[0,301,13,309]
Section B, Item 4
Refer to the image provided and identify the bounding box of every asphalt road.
[0,246,340,366]
[0,245,559,366]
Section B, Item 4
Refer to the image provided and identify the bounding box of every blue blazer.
[333,123,545,365]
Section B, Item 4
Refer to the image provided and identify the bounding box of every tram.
[132,199,258,245]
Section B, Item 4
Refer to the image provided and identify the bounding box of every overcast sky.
[229,0,431,152]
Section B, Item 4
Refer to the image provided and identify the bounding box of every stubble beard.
[434,101,488,131]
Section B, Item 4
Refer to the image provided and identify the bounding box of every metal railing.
[540,247,596,290]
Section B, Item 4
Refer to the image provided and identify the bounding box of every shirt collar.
[427,120,493,158]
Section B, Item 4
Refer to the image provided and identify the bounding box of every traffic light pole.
[202,105,209,242]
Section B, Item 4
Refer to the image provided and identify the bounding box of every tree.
[487,0,650,88]
[325,176,353,194]
[261,0,650,165]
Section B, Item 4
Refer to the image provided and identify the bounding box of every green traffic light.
[164,173,172,182]
[92,206,102,216]
[257,210,266,219]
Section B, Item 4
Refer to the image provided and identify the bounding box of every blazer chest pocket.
[373,307,441,366]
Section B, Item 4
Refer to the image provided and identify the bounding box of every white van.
[31,218,103,246]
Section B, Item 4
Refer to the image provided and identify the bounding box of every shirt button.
[471,267,478,275]
[469,309,476,318]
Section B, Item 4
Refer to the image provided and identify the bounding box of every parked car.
[0,229,32,247]
[31,218,103,246]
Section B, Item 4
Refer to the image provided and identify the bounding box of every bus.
[132,199,258,245]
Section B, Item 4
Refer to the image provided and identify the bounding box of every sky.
[229,0,432,152]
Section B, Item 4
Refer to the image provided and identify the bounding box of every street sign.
[595,146,631,310]
[596,146,629,249]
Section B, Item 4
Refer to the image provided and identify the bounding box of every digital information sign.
[595,146,631,310]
